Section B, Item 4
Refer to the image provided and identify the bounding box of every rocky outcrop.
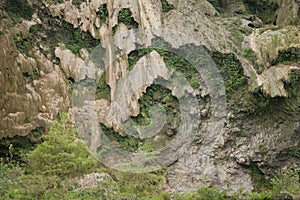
[0,20,70,138]
[1,0,299,195]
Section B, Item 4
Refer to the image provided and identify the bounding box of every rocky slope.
[0,0,299,194]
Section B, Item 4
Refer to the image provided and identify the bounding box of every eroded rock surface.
[1,0,299,194]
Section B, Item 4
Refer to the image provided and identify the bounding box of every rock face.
[0,18,71,138]
[1,0,300,194]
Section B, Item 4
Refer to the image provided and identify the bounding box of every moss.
[161,0,175,12]
[118,8,139,30]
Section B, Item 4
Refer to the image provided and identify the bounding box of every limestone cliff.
[0,0,299,194]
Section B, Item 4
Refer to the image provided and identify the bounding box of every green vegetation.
[242,0,279,24]
[118,8,139,30]
[243,48,264,74]
[4,0,35,24]
[270,168,300,195]
[27,20,100,58]
[243,163,271,192]
[211,52,248,98]
[207,0,222,13]
[95,72,111,100]
[99,83,180,152]
[161,0,175,12]
[272,47,300,66]
[99,123,140,152]
[128,38,200,89]
[97,3,108,24]
[284,69,300,98]
[61,22,100,55]
[27,113,98,177]
[15,31,34,54]
[72,0,85,7]
[0,113,300,199]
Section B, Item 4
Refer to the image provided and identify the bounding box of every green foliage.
[284,69,300,98]
[132,83,179,128]
[272,47,300,66]
[243,162,271,192]
[99,123,140,152]
[243,48,264,74]
[4,0,35,23]
[95,72,111,100]
[211,52,248,98]
[247,191,273,200]
[26,113,98,177]
[191,187,228,200]
[128,38,200,89]
[62,22,100,55]
[118,8,139,30]
[207,0,222,13]
[98,3,108,24]
[242,0,279,24]
[110,172,166,199]
[270,168,300,195]
[72,0,85,7]
[15,33,33,54]
[161,0,175,12]
[0,136,36,162]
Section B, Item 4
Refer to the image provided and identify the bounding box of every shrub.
[26,113,98,177]
[118,8,139,29]
[270,168,300,195]
[161,0,175,12]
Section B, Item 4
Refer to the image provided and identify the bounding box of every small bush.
[98,3,108,24]
[26,113,98,177]
[118,8,139,29]
[271,168,300,195]
[161,0,175,12]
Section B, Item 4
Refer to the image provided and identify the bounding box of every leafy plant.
[26,113,99,177]
[161,0,175,12]
[98,3,108,24]
[118,8,139,30]
[242,0,279,24]
[62,22,100,55]
[211,52,248,98]
[243,47,264,74]
[207,0,222,13]
[271,168,300,195]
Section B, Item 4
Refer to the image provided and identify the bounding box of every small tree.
[27,113,98,177]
